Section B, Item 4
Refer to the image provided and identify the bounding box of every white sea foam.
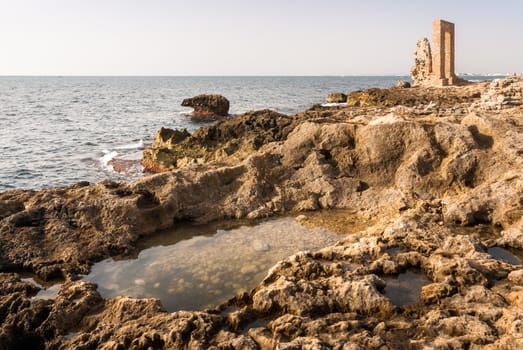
[459,73,509,77]
[321,102,347,107]
[100,150,118,171]
[115,140,144,150]
[118,150,143,161]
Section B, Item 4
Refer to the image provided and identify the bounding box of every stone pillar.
[432,19,457,86]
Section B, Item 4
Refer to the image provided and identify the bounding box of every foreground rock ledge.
[1,76,523,349]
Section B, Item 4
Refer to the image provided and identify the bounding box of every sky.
[0,0,521,76]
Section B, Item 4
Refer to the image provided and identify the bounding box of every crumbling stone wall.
[411,38,433,86]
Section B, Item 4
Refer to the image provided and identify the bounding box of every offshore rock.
[181,94,230,120]
[326,92,347,103]
[1,76,523,348]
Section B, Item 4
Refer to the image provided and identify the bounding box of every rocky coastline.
[0,76,523,349]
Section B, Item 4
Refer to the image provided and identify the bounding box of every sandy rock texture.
[0,76,522,349]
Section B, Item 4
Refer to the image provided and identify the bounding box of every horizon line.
[0,74,411,77]
[0,73,511,78]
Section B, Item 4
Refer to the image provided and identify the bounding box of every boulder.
[326,92,347,103]
[181,94,230,120]
[395,80,411,89]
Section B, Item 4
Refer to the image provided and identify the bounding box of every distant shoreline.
[0,74,413,78]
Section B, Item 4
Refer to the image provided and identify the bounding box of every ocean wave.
[117,150,143,161]
[100,150,118,172]
[321,102,347,107]
[179,104,198,114]
[115,140,144,150]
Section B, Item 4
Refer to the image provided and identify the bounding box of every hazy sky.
[1,0,521,75]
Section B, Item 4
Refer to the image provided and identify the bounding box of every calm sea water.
[0,75,495,191]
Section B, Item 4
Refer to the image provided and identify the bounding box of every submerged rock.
[181,94,230,120]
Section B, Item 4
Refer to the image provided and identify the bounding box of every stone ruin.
[411,19,466,86]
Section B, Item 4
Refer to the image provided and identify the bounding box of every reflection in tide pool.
[488,247,523,265]
[83,218,339,311]
[383,270,431,306]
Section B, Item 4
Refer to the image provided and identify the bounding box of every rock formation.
[411,38,433,86]
[181,94,230,121]
[142,110,298,172]
[1,76,523,348]
[475,75,523,110]
[395,80,411,89]
[326,92,347,103]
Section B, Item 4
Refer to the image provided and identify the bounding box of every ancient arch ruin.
[411,19,466,86]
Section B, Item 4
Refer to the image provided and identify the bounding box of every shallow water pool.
[382,270,431,306]
[82,217,339,311]
[488,246,523,265]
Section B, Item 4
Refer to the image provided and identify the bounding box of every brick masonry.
[432,19,457,86]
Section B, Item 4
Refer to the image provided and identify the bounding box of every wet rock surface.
[1,76,523,348]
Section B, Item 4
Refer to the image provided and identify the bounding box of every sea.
[0,75,501,191]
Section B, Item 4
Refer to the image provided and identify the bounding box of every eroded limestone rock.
[142,109,298,172]
[476,75,523,110]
